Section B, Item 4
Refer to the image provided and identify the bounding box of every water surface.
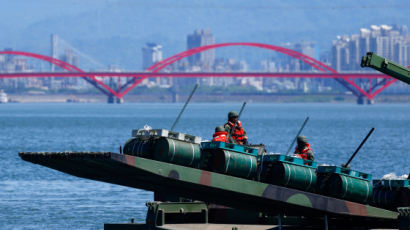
[0,103,409,229]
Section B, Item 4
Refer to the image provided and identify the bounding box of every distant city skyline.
[1,0,409,100]
[331,24,409,72]
[1,23,409,96]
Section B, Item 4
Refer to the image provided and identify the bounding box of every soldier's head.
[228,111,239,122]
[297,135,308,147]
[215,126,225,133]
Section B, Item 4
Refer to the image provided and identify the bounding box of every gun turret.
[361,52,410,84]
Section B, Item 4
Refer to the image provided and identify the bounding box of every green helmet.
[215,126,225,132]
[297,136,308,144]
[228,111,239,119]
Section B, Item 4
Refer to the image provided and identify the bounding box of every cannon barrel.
[361,52,410,84]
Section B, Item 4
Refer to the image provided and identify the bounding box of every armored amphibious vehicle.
[19,52,410,230]
[20,127,409,229]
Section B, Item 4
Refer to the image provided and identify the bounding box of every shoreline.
[5,93,410,103]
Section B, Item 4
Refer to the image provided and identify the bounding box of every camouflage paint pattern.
[19,152,398,221]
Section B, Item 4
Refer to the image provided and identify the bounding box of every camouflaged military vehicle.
[18,52,410,230]
[20,124,409,229]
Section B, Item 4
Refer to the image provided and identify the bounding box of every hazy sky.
[1,0,409,68]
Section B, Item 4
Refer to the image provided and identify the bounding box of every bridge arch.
[0,51,121,97]
[122,42,372,99]
[148,43,336,73]
[0,45,396,100]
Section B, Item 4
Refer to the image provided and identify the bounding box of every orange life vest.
[212,131,228,142]
[225,121,246,143]
[294,143,312,160]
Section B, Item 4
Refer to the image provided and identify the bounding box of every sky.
[0,0,409,69]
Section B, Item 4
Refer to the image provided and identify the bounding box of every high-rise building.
[142,43,163,70]
[186,29,215,70]
[60,49,79,67]
[50,34,58,72]
[293,42,316,71]
[59,49,80,88]
[331,24,410,71]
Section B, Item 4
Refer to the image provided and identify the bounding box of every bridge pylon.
[357,96,365,105]
[107,94,123,104]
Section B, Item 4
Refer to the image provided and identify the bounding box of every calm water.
[0,103,409,229]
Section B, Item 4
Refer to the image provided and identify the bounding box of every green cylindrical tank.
[262,161,317,192]
[372,188,396,209]
[153,137,201,167]
[372,186,410,210]
[317,174,373,204]
[211,149,257,179]
[123,137,153,158]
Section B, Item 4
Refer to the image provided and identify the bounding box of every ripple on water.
[0,103,409,229]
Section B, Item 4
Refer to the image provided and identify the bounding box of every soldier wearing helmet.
[212,126,228,142]
[224,111,248,145]
[294,135,314,161]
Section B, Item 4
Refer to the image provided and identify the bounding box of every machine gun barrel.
[171,83,198,131]
[361,52,410,84]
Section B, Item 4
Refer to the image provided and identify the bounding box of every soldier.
[224,111,248,145]
[294,135,314,161]
[212,126,228,142]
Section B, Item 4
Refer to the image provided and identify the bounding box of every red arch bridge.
[0,42,398,103]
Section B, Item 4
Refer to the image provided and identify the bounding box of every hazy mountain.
[0,0,409,69]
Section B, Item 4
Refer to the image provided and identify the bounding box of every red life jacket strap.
[213,131,228,137]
